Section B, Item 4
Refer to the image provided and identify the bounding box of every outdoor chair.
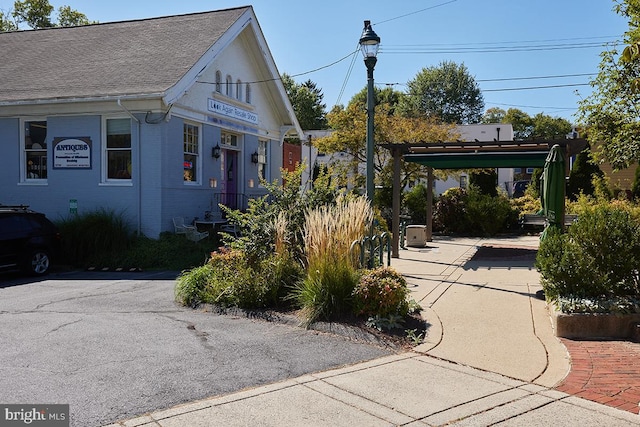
[173,217,196,235]
[186,228,209,242]
[219,223,239,237]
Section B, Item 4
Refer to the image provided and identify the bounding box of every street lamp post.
[359,20,380,203]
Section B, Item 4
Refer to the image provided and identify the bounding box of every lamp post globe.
[359,20,380,203]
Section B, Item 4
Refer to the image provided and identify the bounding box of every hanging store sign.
[208,98,258,125]
[53,137,92,169]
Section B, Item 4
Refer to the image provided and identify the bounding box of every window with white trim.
[245,83,251,104]
[215,70,222,93]
[236,79,242,100]
[221,131,238,147]
[24,120,47,180]
[105,118,132,180]
[225,75,232,97]
[258,139,267,181]
[183,122,200,183]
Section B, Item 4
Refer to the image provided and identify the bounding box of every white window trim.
[101,116,133,186]
[245,83,251,104]
[183,121,202,186]
[215,70,222,93]
[19,117,48,185]
[225,75,232,97]
[258,139,268,185]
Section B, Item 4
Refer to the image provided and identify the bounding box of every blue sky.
[1,0,629,123]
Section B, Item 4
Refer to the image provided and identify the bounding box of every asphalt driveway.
[0,270,392,427]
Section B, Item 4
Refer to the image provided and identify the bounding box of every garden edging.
[549,304,640,341]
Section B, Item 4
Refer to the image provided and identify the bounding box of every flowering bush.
[352,267,410,318]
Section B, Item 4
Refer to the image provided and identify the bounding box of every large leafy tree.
[315,94,453,192]
[398,60,484,124]
[281,73,328,130]
[578,0,640,169]
[503,108,534,140]
[348,86,404,115]
[495,108,572,140]
[481,107,506,124]
[0,0,93,31]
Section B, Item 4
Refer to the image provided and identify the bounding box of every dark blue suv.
[0,205,61,275]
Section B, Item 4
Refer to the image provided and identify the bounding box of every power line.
[483,83,591,92]
[379,72,596,87]
[374,0,459,25]
[387,35,619,47]
[381,41,616,54]
[336,45,360,105]
[476,72,595,82]
[485,101,577,111]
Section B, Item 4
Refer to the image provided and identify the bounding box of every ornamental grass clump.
[295,196,373,327]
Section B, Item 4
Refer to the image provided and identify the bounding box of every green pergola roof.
[403,151,549,169]
[380,138,587,170]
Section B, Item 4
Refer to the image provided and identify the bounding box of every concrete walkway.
[397,235,569,387]
[106,235,640,426]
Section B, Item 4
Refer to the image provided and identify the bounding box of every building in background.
[0,7,302,237]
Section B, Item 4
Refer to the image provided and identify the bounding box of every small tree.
[403,184,430,224]
[632,164,640,199]
[567,144,603,200]
[469,170,497,196]
[281,73,328,130]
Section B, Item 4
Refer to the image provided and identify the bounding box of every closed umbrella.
[540,144,566,240]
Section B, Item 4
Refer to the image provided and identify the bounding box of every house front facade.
[0,7,302,238]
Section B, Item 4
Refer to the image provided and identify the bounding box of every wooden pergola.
[379,138,588,257]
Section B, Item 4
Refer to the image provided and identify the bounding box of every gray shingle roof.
[0,7,250,103]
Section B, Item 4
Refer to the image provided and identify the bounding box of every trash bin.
[405,225,427,247]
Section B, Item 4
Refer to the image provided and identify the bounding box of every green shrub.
[434,187,517,235]
[465,190,515,235]
[403,184,430,224]
[433,187,467,233]
[352,267,409,318]
[566,144,603,200]
[177,248,305,310]
[175,264,214,307]
[222,165,341,267]
[200,248,265,309]
[536,203,640,310]
[57,208,133,265]
[510,193,542,217]
[469,170,497,196]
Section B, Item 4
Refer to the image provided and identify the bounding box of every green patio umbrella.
[540,144,566,240]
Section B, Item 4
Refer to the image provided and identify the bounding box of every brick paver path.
[556,339,640,414]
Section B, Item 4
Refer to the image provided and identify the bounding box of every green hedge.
[536,203,640,313]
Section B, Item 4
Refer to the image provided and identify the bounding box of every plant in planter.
[536,202,640,313]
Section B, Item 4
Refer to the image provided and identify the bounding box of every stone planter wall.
[550,306,640,341]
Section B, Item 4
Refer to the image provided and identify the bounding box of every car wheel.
[26,250,51,276]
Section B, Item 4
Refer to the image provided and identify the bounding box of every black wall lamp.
[250,150,259,164]
[212,143,221,159]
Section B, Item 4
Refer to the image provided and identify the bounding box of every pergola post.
[426,167,433,242]
[392,146,402,258]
